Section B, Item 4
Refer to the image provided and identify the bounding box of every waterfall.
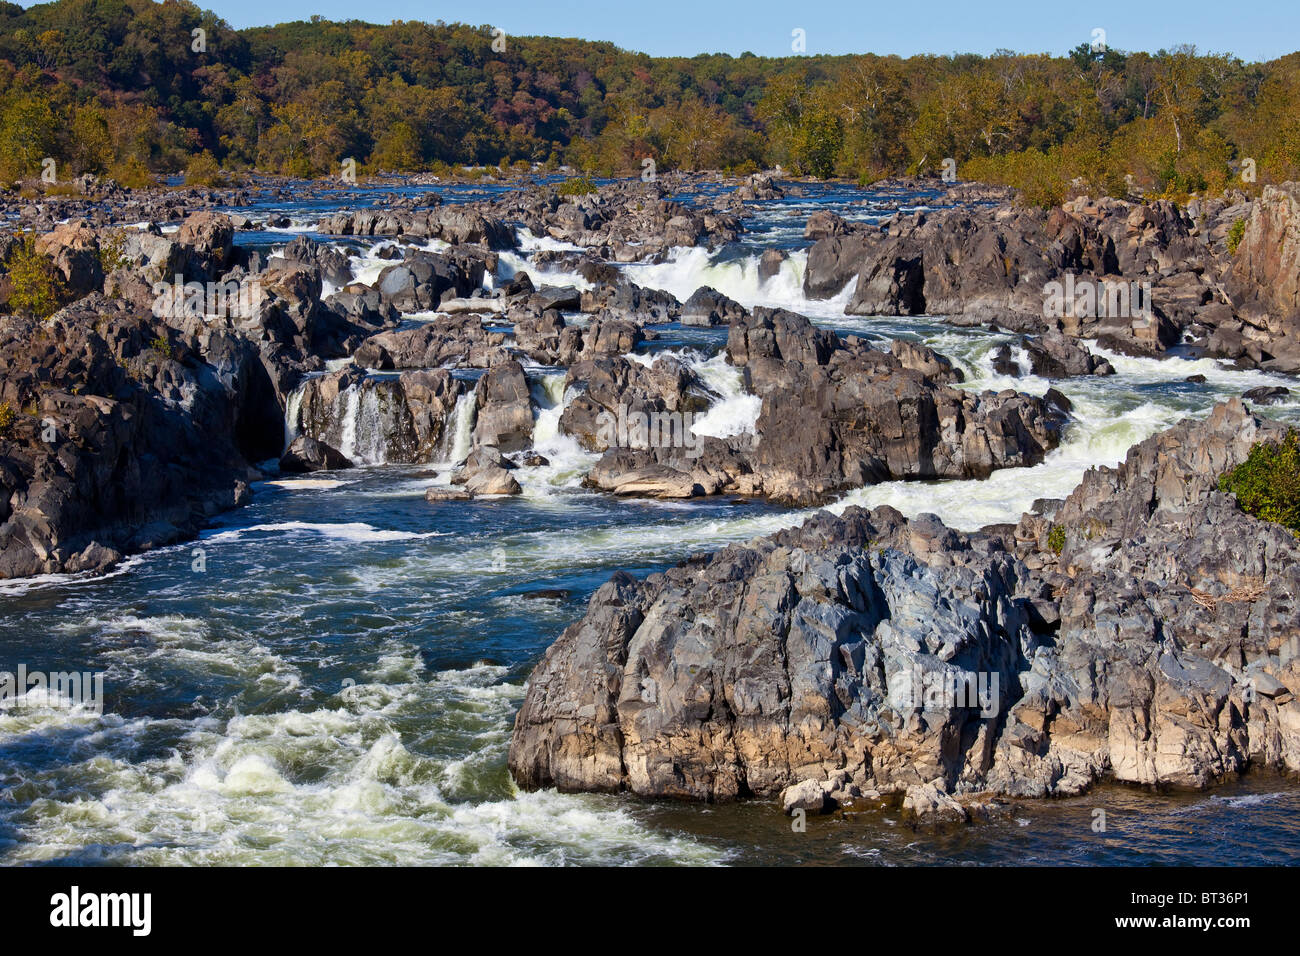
[444,391,477,465]
[282,382,309,453]
[352,388,387,465]
[529,372,569,447]
[337,388,362,463]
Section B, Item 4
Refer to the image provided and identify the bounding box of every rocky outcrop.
[575,310,1068,506]
[801,188,1300,370]
[1225,183,1300,373]
[510,400,1300,814]
[490,178,742,262]
[354,315,508,369]
[317,206,515,249]
[0,299,262,578]
[471,361,534,453]
[993,331,1115,379]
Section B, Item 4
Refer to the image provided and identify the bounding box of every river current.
[2,179,1298,866]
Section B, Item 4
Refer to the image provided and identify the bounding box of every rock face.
[0,299,259,578]
[509,400,1300,811]
[1226,182,1300,372]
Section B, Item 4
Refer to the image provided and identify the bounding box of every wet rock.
[1023,330,1114,377]
[375,251,484,312]
[424,486,472,501]
[280,435,352,472]
[471,360,534,452]
[1242,386,1290,405]
[681,286,747,327]
[758,249,788,281]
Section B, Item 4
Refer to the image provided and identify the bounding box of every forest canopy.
[2,0,1298,204]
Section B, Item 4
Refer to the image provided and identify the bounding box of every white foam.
[201,522,446,544]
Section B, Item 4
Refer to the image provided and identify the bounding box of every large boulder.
[510,401,1300,809]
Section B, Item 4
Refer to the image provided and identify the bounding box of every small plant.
[4,233,66,319]
[150,335,173,358]
[1226,218,1246,255]
[0,400,15,437]
[97,229,131,274]
[1218,429,1300,536]
[558,175,598,197]
[1047,524,1066,554]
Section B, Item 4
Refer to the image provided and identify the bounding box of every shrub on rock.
[1219,428,1300,536]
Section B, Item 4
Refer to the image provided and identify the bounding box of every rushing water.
[3,180,1299,866]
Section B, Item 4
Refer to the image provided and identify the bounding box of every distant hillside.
[2,0,1298,203]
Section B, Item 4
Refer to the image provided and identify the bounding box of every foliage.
[1047,524,1066,554]
[0,3,1296,197]
[4,233,65,319]
[1227,218,1246,254]
[96,229,130,274]
[0,399,14,438]
[1218,429,1300,536]
[557,175,597,197]
[184,150,225,186]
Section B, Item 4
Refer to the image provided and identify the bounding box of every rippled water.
[3,180,1298,866]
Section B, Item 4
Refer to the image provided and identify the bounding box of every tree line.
[2,0,1298,204]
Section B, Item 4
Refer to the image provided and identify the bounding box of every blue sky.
[19,0,1300,61]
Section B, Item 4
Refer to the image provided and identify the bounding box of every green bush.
[1226,218,1246,255]
[4,233,66,319]
[557,175,598,197]
[1219,429,1300,536]
[0,400,15,437]
[1047,524,1065,554]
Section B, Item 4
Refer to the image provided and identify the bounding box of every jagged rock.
[356,315,506,368]
[582,309,1065,506]
[681,286,747,327]
[490,177,740,262]
[471,360,533,452]
[0,300,258,579]
[510,400,1300,809]
[1023,330,1114,377]
[375,251,484,312]
[317,206,515,249]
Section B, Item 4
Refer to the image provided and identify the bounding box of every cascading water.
[336,387,362,463]
[622,247,854,314]
[443,390,478,465]
[282,382,309,452]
